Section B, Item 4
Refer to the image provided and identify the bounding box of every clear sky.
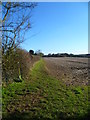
[21,2,88,55]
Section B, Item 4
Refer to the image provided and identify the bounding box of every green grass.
[2,59,89,120]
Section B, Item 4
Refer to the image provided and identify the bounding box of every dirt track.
[44,57,88,86]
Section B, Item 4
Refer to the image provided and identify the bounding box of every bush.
[2,48,33,83]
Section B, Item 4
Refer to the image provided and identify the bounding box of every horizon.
[21,2,88,55]
[43,52,89,55]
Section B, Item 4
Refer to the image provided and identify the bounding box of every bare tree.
[1,2,37,55]
[1,2,37,82]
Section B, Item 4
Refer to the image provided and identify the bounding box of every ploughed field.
[44,57,88,86]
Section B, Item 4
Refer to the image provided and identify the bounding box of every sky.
[21,2,88,55]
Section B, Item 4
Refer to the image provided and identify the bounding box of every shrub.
[2,48,32,83]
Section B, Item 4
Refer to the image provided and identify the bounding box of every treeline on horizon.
[43,53,90,58]
[29,50,90,58]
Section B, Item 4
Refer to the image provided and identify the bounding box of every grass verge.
[2,59,89,120]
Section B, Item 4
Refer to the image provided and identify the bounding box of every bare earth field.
[44,57,88,86]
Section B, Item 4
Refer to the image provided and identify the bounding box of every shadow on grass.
[2,111,89,120]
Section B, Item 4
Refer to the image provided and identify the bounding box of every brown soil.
[44,57,88,86]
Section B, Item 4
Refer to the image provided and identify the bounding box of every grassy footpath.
[2,59,89,120]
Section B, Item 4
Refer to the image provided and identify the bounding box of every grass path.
[2,59,89,120]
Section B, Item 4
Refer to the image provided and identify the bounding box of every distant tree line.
[29,49,44,56]
[29,49,90,58]
[43,53,90,58]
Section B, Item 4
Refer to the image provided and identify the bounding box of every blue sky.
[21,2,88,55]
